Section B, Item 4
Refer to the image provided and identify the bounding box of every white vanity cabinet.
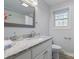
[5,38,52,59]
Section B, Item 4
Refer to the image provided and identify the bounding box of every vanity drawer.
[32,39,52,58]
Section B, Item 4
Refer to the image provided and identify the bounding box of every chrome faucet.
[31,31,40,38]
[31,31,36,37]
[10,32,18,41]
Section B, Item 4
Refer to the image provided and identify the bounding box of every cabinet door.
[34,53,43,59]
[35,46,52,59]
[32,39,52,58]
[14,50,31,59]
[43,46,52,59]
[47,46,52,59]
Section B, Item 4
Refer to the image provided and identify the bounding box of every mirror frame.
[4,6,35,28]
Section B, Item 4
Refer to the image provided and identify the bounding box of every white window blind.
[54,8,69,26]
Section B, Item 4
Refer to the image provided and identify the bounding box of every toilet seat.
[52,44,62,53]
[52,44,62,49]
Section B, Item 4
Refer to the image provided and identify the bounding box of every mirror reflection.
[4,0,35,26]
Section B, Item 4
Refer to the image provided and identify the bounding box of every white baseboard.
[64,51,74,57]
[61,49,74,57]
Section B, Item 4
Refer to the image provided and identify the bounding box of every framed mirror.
[4,0,35,28]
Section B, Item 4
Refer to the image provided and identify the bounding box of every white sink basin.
[4,40,15,50]
[5,36,48,50]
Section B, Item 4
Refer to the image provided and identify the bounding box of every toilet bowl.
[52,44,62,59]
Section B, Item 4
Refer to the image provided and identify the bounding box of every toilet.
[52,44,62,59]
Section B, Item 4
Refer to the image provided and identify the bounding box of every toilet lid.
[52,44,62,50]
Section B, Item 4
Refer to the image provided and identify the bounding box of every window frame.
[53,8,70,29]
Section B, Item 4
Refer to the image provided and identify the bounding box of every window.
[54,8,69,26]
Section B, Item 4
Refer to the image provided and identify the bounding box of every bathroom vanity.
[5,36,53,59]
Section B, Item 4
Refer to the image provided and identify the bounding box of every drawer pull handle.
[43,51,48,55]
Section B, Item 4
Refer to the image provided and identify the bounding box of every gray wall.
[35,0,50,36]
[49,0,74,54]
[4,0,50,38]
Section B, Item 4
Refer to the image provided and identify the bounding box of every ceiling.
[4,0,72,14]
[44,0,71,7]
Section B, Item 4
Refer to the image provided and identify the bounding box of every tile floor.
[59,52,74,59]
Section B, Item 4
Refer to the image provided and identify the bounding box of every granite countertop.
[4,36,53,58]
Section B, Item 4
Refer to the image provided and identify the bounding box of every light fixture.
[21,0,38,7]
[21,3,28,7]
[33,1,38,6]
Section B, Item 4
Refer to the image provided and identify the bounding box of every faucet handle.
[31,31,36,37]
[22,34,32,38]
